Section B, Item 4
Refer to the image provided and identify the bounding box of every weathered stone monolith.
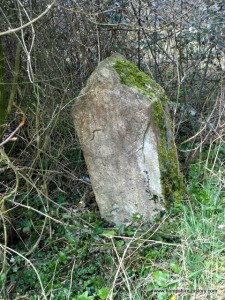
[72,54,183,225]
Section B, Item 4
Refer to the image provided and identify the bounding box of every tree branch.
[0,0,56,37]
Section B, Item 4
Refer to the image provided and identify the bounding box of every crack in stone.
[90,129,102,141]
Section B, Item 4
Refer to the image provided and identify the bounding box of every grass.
[0,150,224,300]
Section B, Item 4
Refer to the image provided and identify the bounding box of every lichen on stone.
[112,57,184,209]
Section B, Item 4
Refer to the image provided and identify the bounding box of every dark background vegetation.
[0,0,224,299]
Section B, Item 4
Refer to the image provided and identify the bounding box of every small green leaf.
[0,273,6,283]
[153,270,170,281]
[62,214,71,219]
[156,293,168,300]
[97,287,109,300]
[116,241,125,248]
[13,266,18,273]
[58,251,67,264]
[157,280,168,287]
[170,263,181,274]
[22,226,31,233]
[72,291,94,300]
[153,270,170,287]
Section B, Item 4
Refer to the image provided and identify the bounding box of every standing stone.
[72,54,183,225]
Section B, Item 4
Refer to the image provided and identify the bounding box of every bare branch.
[0,0,57,37]
[0,102,26,147]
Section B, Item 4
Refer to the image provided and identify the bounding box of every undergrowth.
[0,143,224,300]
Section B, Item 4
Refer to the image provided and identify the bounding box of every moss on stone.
[112,57,184,209]
[152,101,184,208]
[112,60,165,102]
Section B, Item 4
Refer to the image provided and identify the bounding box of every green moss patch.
[112,60,165,102]
[152,101,184,208]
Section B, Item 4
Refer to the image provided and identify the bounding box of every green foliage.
[153,270,170,288]
[97,287,109,300]
[1,159,225,299]
[169,263,181,275]
[72,291,94,300]
[0,139,225,300]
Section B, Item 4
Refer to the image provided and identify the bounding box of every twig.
[0,102,26,147]
[0,0,56,37]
